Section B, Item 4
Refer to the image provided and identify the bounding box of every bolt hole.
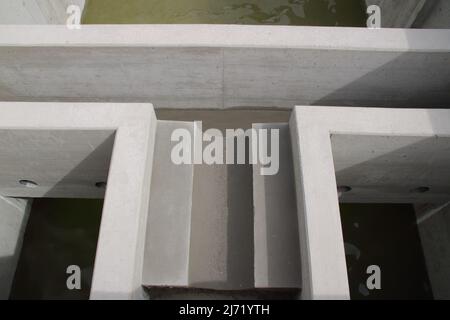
[95,181,107,189]
[411,186,430,194]
[19,180,38,188]
[337,186,352,193]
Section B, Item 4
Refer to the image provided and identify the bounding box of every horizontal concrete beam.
[0,26,449,109]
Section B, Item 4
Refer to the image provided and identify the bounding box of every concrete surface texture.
[0,26,449,109]
[0,0,85,24]
[413,0,450,28]
[332,135,450,203]
[253,123,301,289]
[417,203,450,299]
[0,197,32,299]
[143,120,197,287]
[0,129,114,198]
[0,102,157,300]
[289,106,450,299]
[142,116,301,293]
[365,0,426,28]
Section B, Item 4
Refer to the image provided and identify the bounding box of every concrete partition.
[0,102,157,300]
[0,196,32,299]
[0,25,449,109]
[290,106,450,299]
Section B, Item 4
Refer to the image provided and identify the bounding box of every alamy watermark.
[66,4,81,29]
[171,122,279,176]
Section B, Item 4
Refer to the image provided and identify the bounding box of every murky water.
[82,0,366,26]
[9,199,103,300]
[340,204,433,300]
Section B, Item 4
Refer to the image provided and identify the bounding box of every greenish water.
[9,199,103,300]
[82,0,366,26]
[340,204,433,300]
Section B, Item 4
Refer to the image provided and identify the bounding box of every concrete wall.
[365,0,426,28]
[289,106,450,299]
[0,196,32,299]
[417,204,450,299]
[0,25,449,109]
[0,0,85,24]
[414,0,450,29]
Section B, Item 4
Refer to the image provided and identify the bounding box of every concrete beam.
[0,26,449,109]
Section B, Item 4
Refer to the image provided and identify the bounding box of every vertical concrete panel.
[0,196,32,299]
[417,204,450,299]
[253,123,301,288]
[143,121,195,287]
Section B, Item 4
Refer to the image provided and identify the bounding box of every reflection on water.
[82,0,366,26]
[340,204,433,300]
[9,199,103,300]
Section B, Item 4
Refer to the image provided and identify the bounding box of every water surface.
[82,0,366,26]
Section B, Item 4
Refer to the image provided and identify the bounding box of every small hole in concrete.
[19,180,38,188]
[411,186,430,194]
[337,186,352,193]
[95,181,107,189]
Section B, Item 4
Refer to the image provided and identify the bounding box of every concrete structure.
[290,106,450,299]
[0,0,85,24]
[0,26,449,109]
[143,120,301,292]
[253,123,301,289]
[0,197,32,299]
[143,121,197,287]
[0,102,157,300]
[0,8,449,300]
[366,0,450,28]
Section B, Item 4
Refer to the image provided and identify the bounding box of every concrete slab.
[0,25,449,109]
[253,123,301,289]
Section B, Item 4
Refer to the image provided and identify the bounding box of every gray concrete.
[365,0,426,28]
[0,0,85,24]
[0,196,32,299]
[253,123,301,289]
[0,102,157,300]
[0,129,114,199]
[143,121,196,287]
[188,124,254,290]
[414,0,450,29]
[332,135,450,203]
[0,26,449,109]
[290,106,450,300]
[417,204,450,299]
